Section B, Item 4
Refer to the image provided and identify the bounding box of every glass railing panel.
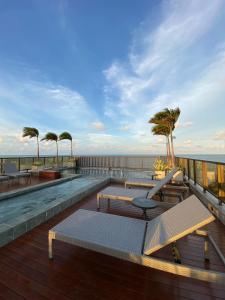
[206,162,218,197]
[20,157,34,170]
[218,164,225,205]
[189,159,194,180]
[2,158,20,171]
[195,160,203,186]
[177,158,188,176]
[33,157,45,169]
[45,157,55,168]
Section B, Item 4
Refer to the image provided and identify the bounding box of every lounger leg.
[97,194,100,210]
[204,237,209,262]
[108,198,110,208]
[159,191,163,202]
[195,230,210,262]
[172,242,181,264]
[48,232,54,259]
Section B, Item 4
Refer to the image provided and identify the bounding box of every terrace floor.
[0,176,53,193]
[0,184,225,300]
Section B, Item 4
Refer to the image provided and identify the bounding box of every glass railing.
[176,157,225,205]
[0,156,76,173]
[76,155,162,170]
[2,154,224,206]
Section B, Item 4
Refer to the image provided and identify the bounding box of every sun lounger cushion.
[143,195,215,255]
[125,178,158,187]
[98,186,148,201]
[50,209,146,255]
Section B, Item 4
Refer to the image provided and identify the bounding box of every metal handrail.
[176,156,225,206]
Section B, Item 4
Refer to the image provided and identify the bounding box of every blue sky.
[0,0,225,156]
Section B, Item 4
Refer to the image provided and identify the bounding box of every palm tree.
[59,132,73,158]
[22,127,40,158]
[149,108,180,167]
[41,132,59,163]
[151,124,171,165]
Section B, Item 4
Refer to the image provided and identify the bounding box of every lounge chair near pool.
[4,163,31,183]
[0,175,10,185]
[48,195,225,284]
[125,168,184,188]
[97,168,182,209]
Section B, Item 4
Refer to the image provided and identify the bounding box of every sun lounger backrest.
[143,195,215,255]
[4,163,18,173]
[147,168,178,199]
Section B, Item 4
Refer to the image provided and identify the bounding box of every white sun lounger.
[48,195,225,284]
[125,178,159,188]
[97,168,179,209]
[124,168,184,188]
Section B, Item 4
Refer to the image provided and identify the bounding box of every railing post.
[0,158,3,174]
[187,159,190,180]
[202,162,208,192]
[18,157,21,171]
[193,160,197,184]
[217,164,225,205]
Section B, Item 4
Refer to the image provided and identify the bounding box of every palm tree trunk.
[166,136,171,166]
[71,140,73,158]
[37,137,39,158]
[56,141,58,165]
[170,131,175,167]
[166,137,169,158]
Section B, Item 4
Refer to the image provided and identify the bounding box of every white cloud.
[119,124,130,132]
[176,121,193,129]
[104,0,223,116]
[103,0,225,154]
[90,121,105,131]
[213,130,225,141]
[0,71,105,155]
[0,0,225,155]
[183,139,192,146]
[132,0,222,76]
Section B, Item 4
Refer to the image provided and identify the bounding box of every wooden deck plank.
[0,176,53,193]
[0,183,225,300]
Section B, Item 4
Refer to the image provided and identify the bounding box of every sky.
[0,0,225,156]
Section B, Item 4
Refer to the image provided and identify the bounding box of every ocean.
[0,154,225,163]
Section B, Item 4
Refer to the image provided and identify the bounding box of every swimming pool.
[0,176,109,247]
[62,167,155,179]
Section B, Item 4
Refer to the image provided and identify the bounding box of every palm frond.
[41,132,58,142]
[59,132,72,141]
[22,127,39,138]
[149,107,180,128]
[151,124,170,136]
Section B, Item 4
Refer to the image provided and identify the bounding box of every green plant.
[22,127,40,158]
[59,132,73,157]
[151,124,171,165]
[41,132,59,163]
[149,107,180,167]
[33,160,43,167]
[153,158,168,171]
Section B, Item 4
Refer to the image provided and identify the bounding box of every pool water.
[62,167,154,179]
[0,176,106,224]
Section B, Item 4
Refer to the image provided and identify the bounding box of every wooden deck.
[0,184,225,300]
[0,176,54,193]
